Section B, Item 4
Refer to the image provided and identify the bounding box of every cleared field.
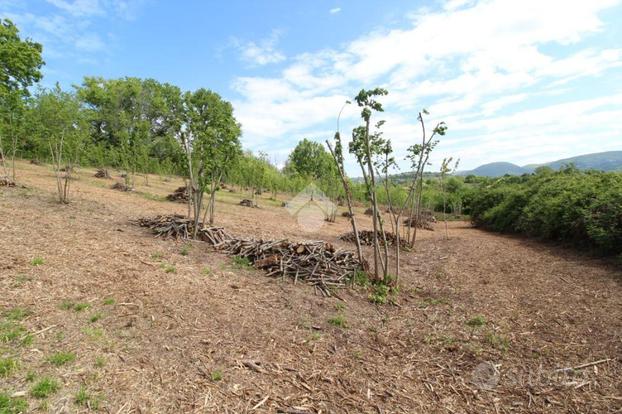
[1,161,621,413]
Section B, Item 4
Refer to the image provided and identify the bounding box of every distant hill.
[459,151,622,177]
[466,162,528,177]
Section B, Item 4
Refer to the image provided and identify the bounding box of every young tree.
[403,110,446,247]
[181,88,241,234]
[439,157,460,239]
[349,88,391,281]
[0,18,44,183]
[30,85,87,203]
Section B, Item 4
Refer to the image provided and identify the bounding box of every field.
[1,161,621,413]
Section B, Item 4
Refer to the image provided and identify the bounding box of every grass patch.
[0,321,26,343]
[0,357,18,377]
[103,297,115,306]
[81,327,104,340]
[30,257,44,266]
[161,263,176,274]
[231,256,252,269]
[94,356,106,368]
[334,302,346,311]
[30,377,60,399]
[47,351,76,366]
[328,314,347,328]
[0,393,28,414]
[11,274,32,287]
[485,332,510,352]
[202,267,213,276]
[418,297,449,309]
[74,386,99,409]
[25,370,36,382]
[4,307,31,321]
[210,370,223,382]
[150,252,163,261]
[73,303,90,312]
[466,315,487,328]
[353,270,369,287]
[89,313,102,323]
[60,300,75,310]
[180,243,192,256]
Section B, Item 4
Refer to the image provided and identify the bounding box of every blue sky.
[2,0,621,173]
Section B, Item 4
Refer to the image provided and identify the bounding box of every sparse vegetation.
[328,314,347,328]
[30,377,60,398]
[210,370,223,382]
[0,393,28,414]
[30,257,44,266]
[231,256,251,269]
[0,357,18,377]
[47,351,76,366]
[74,386,99,409]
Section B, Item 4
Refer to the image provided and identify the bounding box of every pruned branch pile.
[94,169,111,179]
[166,186,190,202]
[134,214,365,295]
[340,230,410,249]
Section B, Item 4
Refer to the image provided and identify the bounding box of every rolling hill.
[459,151,622,177]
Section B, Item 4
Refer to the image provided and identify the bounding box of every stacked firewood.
[166,186,190,202]
[340,230,410,249]
[134,214,364,295]
[0,176,15,187]
[111,182,133,192]
[94,169,111,179]
[403,210,436,230]
[239,199,257,208]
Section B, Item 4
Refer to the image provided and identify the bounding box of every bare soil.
[1,161,621,413]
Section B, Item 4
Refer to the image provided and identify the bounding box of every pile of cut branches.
[404,210,436,230]
[239,199,257,208]
[134,214,364,295]
[166,186,190,202]
[111,182,133,192]
[340,230,410,249]
[94,168,111,179]
[0,176,15,187]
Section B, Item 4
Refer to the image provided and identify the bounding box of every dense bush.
[468,168,622,254]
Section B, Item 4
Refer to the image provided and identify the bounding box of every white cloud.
[233,30,286,66]
[329,7,341,14]
[231,0,622,172]
[45,0,103,17]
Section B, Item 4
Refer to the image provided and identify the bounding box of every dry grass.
[0,160,621,413]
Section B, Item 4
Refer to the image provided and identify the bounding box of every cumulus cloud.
[329,7,341,14]
[233,30,286,66]
[231,0,622,171]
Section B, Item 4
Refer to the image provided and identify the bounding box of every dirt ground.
[1,161,621,413]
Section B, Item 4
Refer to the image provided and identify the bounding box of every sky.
[1,0,622,173]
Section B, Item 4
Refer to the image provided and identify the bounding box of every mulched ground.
[1,161,620,413]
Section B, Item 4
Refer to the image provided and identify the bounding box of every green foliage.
[0,357,18,377]
[328,314,347,328]
[30,257,44,266]
[47,351,76,366]
[74,386,99,409]
[4,307,30,321]
[0,320,26,343]
[89,313,102,323]
[0,19,44,96]
[30,377,60,398]
[103,297,115,305]
[468,169,622,254]
[231,256,251,269]
[210,370,223,381]
[466,315,487,328]
[0,392,28,414]
[94,356,106,368]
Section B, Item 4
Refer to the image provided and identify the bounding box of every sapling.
[439,157,460,239]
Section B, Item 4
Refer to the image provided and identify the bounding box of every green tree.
[30,85,87,203]
[181,88,241,232]
[0,19,44,183]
